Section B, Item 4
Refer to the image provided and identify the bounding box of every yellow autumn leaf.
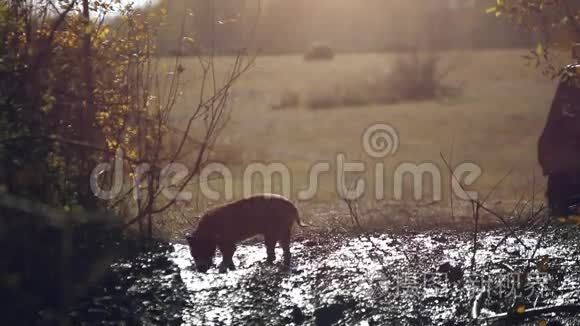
[568,215,580,224]
[515,304,526,315]
[97,26,110,39]
[127,149,138,160]
[536,256,550,272]
[486,7,497,14]
[539,319,547,326]
[557,217,567,223]
[536,43,544,57]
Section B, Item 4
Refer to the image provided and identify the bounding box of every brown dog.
[186,194,305,273]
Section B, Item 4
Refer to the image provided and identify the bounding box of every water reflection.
[169,227,580,325]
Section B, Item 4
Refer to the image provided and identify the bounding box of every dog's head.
[185,232,217,273]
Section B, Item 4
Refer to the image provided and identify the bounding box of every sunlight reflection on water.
[168,229,580,325]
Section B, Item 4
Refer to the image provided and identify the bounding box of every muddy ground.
[69,223,580,325]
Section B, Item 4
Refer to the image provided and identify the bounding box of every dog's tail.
[295,212,308,227]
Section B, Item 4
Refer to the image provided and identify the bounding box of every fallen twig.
[471,287,489,319]
[483,304,580,322]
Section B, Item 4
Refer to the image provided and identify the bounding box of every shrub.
[305,84,369,110]
[384,54,440,100]
[373,53,462,102]
[271,89,300,110]
[304,43,334,61]
[0,1,246,323]
[305,87,341,109]
[303,52,461,110]
[338,83,370,107]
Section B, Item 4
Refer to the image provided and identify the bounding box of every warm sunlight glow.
[3,0,580,324]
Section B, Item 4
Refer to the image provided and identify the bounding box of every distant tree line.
[153,0,535,56]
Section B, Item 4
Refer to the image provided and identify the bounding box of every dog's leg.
[218,242,236,273]
[265,235,276,264]
[280,228,292,266]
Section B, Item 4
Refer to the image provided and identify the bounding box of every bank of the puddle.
[58,224,580,325]
[66,243,188,325]
[171,225,580,325]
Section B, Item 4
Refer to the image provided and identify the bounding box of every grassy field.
[159,49,562,236]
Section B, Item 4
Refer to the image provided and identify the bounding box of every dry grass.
[303,53,463,109]
[158,49,562,237]
[271,89,300,110]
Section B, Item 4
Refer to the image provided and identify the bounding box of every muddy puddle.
[170,225,580,325]
[70,224,580,325]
